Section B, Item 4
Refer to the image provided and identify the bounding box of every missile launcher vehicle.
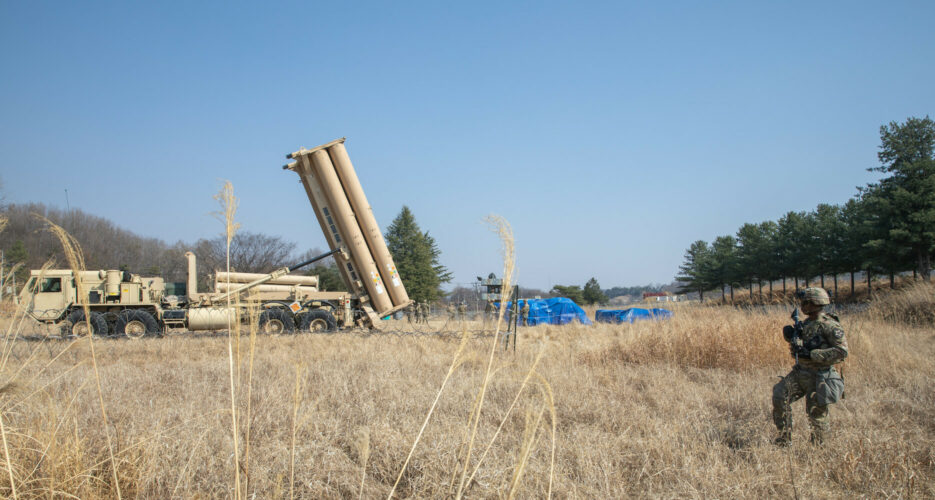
[20,138,413,337]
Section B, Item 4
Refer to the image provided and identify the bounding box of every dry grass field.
[0,283,933,498]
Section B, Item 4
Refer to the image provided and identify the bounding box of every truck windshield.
[40,278,62,293]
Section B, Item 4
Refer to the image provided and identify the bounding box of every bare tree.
[1,203,301,289]
[191,231,297,276]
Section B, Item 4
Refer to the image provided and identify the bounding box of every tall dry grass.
[0,302,931,497]
[867,280,935,326]
[0,208,933,497]
[213,180,243,500]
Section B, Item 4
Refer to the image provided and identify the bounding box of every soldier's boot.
[807,403,828,447]
[773,430,792,447]
[809,428,825,446]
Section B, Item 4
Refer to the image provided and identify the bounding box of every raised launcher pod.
[284,138,412,320]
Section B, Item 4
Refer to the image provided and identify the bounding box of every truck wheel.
[300,309,336,333]
[115,310,160,338]
[259,308,295,334]
[64,310,108,337]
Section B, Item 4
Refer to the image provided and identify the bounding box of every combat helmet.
[799,287,830,305]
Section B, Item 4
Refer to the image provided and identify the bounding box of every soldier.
[521,300,530,326]
[447,302,456,322]
[421,301,430,324]
[483,301,493,328]
[413,301,422,325]
[457,301,467,322]
[772,287,847,446]
[405,302,414,324]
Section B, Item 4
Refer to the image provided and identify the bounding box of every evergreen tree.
[7,240,27,264]
[5,239,28,282]
[582,277,607,305]
[384,206,452,302]
[307,263,347,292]
[859,182,914,286]
[709,235,738,302]
[869,116,935,280]
[812,204,846,290]
[676,240,712,300]
[839,198,869,297]
[757,221,780,298]
[736,223,773,300]
[549,284,584,304]
[777,211,818,288]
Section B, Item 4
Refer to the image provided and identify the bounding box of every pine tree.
[307,263,347,292]
[676,240,711,300]
[384,206,452,302]
[6,240,28,281]
[869,116,935,280]
[710,235,738,302]
[582,277,607,305]
[549,284,584,304]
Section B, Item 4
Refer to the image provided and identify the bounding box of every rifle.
[784,305,811,362]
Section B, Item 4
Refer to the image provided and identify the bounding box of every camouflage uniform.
[405,303,414,324]
[447,303,456,321]
[420,302,429,324]
[457,301,467,321]
[772,288,847,445]
[521,301,530,326]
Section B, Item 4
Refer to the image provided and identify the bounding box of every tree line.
[550,278,607,305]
[677,116,935,302]
[0,200,452,302]
[443,278,608,308]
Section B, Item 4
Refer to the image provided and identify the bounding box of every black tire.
[115,310,160,338]
[294,312,309,332]
[259,308,295,334]
[63,310,108,337]
[300,309,337,333]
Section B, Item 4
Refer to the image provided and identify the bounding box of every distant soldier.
[421,301,430,324]
[521,300,530,326]
[457,301,467,322]
[405,302,414,324]
[773,287,848,446]
[447,303,456,321]
[483,301,494,328]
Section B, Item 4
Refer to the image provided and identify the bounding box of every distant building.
[643,291,680,303]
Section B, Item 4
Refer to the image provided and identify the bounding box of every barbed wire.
[4,308,521,342]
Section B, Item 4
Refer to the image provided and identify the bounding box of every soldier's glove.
[782,325,795,343]
[791,344,811,360]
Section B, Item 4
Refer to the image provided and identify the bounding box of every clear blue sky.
[2,1,933,291]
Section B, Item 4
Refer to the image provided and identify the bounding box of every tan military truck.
[20,249,358,337]
[20,138,413,337]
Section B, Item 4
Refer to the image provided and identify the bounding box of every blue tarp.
[495,297,592,326]
[595,308,673,324]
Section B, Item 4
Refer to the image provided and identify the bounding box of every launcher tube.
[308,150,394,313]
[328,143,410,308]
[294,156,359,292]
[216,272,319,287]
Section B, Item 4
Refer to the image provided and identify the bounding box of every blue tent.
[595,308,673,324]
[495,297,592,326]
